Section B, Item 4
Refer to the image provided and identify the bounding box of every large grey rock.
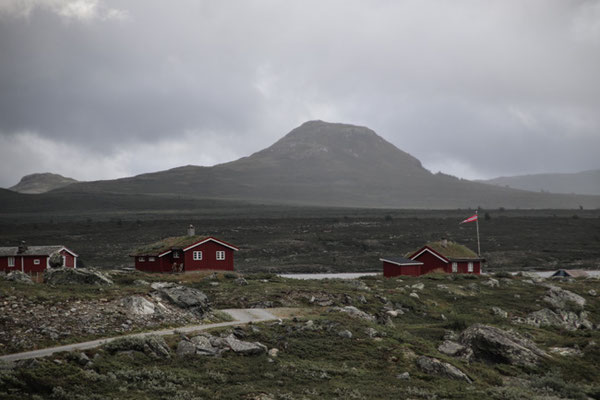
[491,306,508,318]
[437,340,466,356]
[525,308,593,331]
[152,282,210,315]
[176,340,197,356]
[191,335,219,356]
[543,285,586,311]
[459,324,547,366]
[334,306,375,322]
[338,329,353,339]
[222,334,267,355]
[105,335,170,359]
[481,278,499,288]
[5,270,33,285]
[416,356,472,383]
[122,296,155,316]
[44,267,113,286]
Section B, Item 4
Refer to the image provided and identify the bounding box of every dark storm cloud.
[0,0,599,186]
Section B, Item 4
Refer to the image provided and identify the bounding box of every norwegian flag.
[460,214,478,224]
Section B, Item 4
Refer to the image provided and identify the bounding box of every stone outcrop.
[416,356,472,383]
[5,270,34,285]
[44,267,113,286]
[122,296,155,316]
[176,332,266,357]
[334,306,375,322]
[105,335,171,359]
[151,282,210,316]
[458,324,547,366]
[524,308,593,331]
[543,285,586,310]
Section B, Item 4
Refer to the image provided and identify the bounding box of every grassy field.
[1,207,599,273]
[1,271,599,399]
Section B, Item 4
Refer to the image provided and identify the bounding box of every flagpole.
[475,210,481,256]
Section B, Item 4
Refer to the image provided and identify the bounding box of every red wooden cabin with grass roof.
[382,239,483,277]
[131,225,239,273]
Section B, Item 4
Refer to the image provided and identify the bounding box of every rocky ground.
[1,269,600,399]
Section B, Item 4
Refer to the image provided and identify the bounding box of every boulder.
[524,308,593,331]
[411,283,425,290]
[222,334,267,355]
[491,306,508,318]
[191,335,219,356]
[338,329,353,339]
[234,277,248,286]
[415,356,472,383]
[5,270,33,285]
[152,282,210,316]
[122,296,155,316]
[481,278,499,288]
[105,335,170,359]
[543,285,585,311]
[44,267,113,286]
[458,324,547,366]
[437,340,466,356]
[176,340,197,357]
[334,306,375,322]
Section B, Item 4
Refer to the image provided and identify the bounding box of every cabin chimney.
[17,241,28,254]
[187,224,195,237]
[441,238,448,248]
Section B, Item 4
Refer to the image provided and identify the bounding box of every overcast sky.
[1,0,599,188]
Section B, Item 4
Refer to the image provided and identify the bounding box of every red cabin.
[131,226,238,273]
[382,240,483,277]
[0,242,78,274]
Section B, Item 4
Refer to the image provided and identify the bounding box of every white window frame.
[173,252,180,259]
[216,251,225,261]
[468,262,473,272]
[139,257,145,262]
[34,259,40,265]
[451,262,457,273]
[148,257,155,262]
[8,257,15,267]
[193,251,203,261]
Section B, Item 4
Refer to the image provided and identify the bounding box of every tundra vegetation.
[1,270,600,399]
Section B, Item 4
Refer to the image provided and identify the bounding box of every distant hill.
[49,120,600,209]
[478,170,600,196]
[9,173,78,194]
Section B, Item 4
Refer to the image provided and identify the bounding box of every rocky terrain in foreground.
[1,269,599,399]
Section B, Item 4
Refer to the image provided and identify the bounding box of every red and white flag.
[460,214,478,224]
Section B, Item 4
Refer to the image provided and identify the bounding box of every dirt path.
[0,308,294,363]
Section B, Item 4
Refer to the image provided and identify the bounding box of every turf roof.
[131,235,206,256]
[409,240,479,260]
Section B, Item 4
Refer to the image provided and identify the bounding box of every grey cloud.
[0,0,599,187]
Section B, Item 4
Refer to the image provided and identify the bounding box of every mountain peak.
[9,172,78,194]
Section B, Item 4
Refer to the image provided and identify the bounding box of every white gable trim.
[380,258,423,267]
[59,246,79,257]
[183,238,239,252]
[411,248,449,263]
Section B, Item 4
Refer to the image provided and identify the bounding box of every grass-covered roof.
[131,235,206,256]
[409,240,480,260]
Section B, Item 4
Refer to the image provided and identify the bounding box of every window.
[8,257,15,267]
[216,251,225,260]
[148,257,155,262]
[34,259,40,265]
[468,262,473,272]
[139,257,145,262]
[451,262,457,273]
[193,251,203,261]
[173,252,179,259]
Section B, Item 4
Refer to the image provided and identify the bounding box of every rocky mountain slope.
[51,121,600,209]
[9,172,78,194]
[479,169,600,196]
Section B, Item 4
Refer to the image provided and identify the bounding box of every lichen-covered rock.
[5,270,33,285]
[176,339,197,356]
[416,356,472,383]
[151,282,210,316]
[437,340,466,356]
[334,306,375,322]
[482,278,499,288]
[122,296,155,316]
[525,308,593,331]
[543,285,586,311]
[44,267,113,286]
[105,335,170,359]
[491,306,508,318]
[459,324,547,366]
[222,334,267,355]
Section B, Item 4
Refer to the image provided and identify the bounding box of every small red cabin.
[382,240,483,277]
[0,243,78,274]
[131,226,238,273]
